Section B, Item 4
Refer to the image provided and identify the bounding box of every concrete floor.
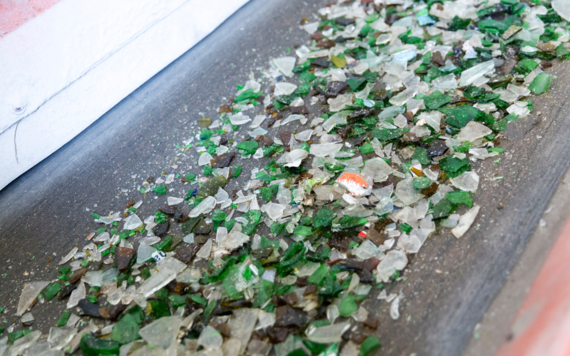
[1,0,570,355]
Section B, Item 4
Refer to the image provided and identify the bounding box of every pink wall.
[0,0,61,37]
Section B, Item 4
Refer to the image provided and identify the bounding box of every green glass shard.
[516,58,539,75]
[231,165,242,177]
[413,176,432,189]
[263,220,281,235]
[347,77,368,92]
[446,191,473,207]
[224,219,237,233]
[528,72,551,94]
[211,210,227,222]
[448,16,471,31]
[8,330,31,344]
[256,171,274,183]
[236,141,259,155]
[360,336,381,356]
[339,294,358,317]
[325,162,344,172]
[168,295,186,309]
[242,210,262,235]
[293,225,312,236]
[279,242,306,269]
[187,293,208,306]
[411,146,430,165]
[423,90,451,110]
[147,299,171,319]
[43,283,62,301]
[359,143,374,155]
[80,334,120,356]
[199,129,213,140]
[253,280,276,308]
[288,349,309,356]
[111,314,140,345]
[303,340,327,354]
[260,187,273,202]
[307,246,331,263]
[432,198,454,219]
[318,273,343,297]
[307,264,329,285]
[400,223,412,234]
[439,156,471,178]
[313,208,336,228]
[372,128,402,142]
[443,105,483,128]
[478,19,509,33]
[464,86,485,100]
[333,216,368,230]
[299,71,316,82]
[234,88,262,102]
[152,185,167,194]
[154,236,172,252]
[56,310,71,327]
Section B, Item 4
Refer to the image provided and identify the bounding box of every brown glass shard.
[267,327,289,343]
[279,131,292,146]
[211,152,236,168]
[159,205,177,215]
[275,306,305,328]
[219,105,232,114]
[362,257,380,272]
[175,244,200,264]
[420,182,439,197]
[365,229,384,246]
[295,172,313,183]
[70,268,87,284]
[290,105,309,114]
[279,293,298,306]
[125,200,136,209]
[363,317,379,329]
[115,247,136,271]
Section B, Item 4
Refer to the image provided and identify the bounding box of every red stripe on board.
[0,0,61,37]
[496,217,570,356]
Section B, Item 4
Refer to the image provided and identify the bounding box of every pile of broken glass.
[6,0,570,354]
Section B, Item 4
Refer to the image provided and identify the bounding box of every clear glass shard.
[189,196,217,218]
[67,282,85,309]
[452,206,481,238]
[196,239,213,260]
[48,327,77,350]
[16,281,49,316]
[138,316,181,350]
[123,214,143,230]
[228,308,259,354]
[310,143,343,157]
[459,61,495,87]
[199,152,213,166]
[376,250,408,283]
[272,57,296,77]
[198,326,223,349]
[395,178,424,206]
[456,121,492,142]
[306,322,351,344]
[59,247,78,265]
[390,294,403,320]
[450,171,479,192]
[136,243,157,264]
[167,197,183,206]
